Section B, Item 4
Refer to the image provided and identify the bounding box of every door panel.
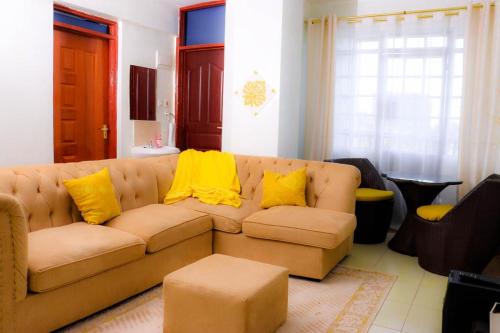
[54,29,109,163]
[207,63,224,124]
[180,48,224,151]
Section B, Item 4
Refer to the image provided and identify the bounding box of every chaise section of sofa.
[0,154,360,332]
[150,154,361,280]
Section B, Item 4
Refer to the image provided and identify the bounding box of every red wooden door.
[53,29,109,163]
[179,48,224,151]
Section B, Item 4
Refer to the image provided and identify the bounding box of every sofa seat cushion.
[242,206,356,249]
[28,222,146,292]
[172,198,260,233]
[106,204,212,253]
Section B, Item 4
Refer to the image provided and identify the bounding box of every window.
[54,10,109,34]
[184,5,225,46]
[333,14,465,180]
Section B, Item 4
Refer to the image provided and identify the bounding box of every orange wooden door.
[54,29,109,163]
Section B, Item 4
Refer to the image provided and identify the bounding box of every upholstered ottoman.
[163,254,289,333]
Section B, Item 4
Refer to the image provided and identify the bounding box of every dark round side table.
[382,173,462,256]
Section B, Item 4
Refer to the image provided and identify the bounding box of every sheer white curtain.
[304,16,336,161]
[332,13,466,185]
[459,1,500,196]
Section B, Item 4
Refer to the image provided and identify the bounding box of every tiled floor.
[341,233,448,333]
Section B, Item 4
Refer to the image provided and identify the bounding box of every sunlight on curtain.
[332,13,465,185]
[459,2,500,196]
[304,16,336,161]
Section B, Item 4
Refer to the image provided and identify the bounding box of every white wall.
[306,0,356,17]
[0,0,179,167]
[278,0,305,158]
[0,0,54,166]
[118,22,175,157]
[223,0,305,158]
[59,0,177,33]
[222,0,284,156]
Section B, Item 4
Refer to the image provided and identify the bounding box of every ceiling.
[163,0,202,7]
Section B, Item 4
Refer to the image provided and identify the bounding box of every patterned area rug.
[58,266,395,333]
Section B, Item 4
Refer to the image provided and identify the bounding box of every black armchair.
[326,158,394,244]
[415,174,500,275]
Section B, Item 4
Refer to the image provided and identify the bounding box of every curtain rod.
[305,1,495,24]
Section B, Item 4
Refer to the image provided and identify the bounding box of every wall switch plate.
[156,50,172,70]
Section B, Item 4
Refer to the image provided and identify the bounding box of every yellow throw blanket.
[164,149,241,207]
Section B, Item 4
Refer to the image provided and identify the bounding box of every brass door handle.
[101,124,109,140]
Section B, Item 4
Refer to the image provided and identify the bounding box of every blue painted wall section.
[185,5,225,46]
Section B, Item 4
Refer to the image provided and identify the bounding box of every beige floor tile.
[341,253,381,270]
[369,324,401,333]
[374,250,425,281]
[420,271,448,289]
[412,271,448,310]
[412,283,447,310]
[386,275,421,303]
[348,238,447,333]
[379,249,421,266]
[413,287,446,311]
[341,243,388,269]
[402,304,442,333]
[373,300,412,331]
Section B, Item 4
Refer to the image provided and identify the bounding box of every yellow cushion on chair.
[355,188,394,202]
[416,204,454,221]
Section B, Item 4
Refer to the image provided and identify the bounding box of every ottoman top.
[164,254,289,297]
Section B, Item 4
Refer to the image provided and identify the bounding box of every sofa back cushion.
[140,155,179,203]
[235,155,360,214]
[0,159,159,232]
[0,153,359,232]
[147,154,360,214]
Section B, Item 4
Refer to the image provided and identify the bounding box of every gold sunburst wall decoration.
[243,80,266,107]
[235,70,277,116]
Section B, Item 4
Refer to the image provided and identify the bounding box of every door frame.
[175,0,225,150]
[53,4,118,159]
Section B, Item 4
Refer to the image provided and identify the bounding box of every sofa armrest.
[0,194,28,332]
[315,163,361,214]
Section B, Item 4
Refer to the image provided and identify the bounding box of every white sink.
[131,146,180,158]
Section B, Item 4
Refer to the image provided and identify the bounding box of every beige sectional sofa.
[0,154,360,333]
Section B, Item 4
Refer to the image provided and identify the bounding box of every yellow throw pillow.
[261,167,307,209]
[63,168,121,225]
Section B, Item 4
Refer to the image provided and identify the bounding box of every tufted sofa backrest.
[234,155,360,213]
[146,154,361,214]
[0,154,359,232]
[0,159,160,232]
